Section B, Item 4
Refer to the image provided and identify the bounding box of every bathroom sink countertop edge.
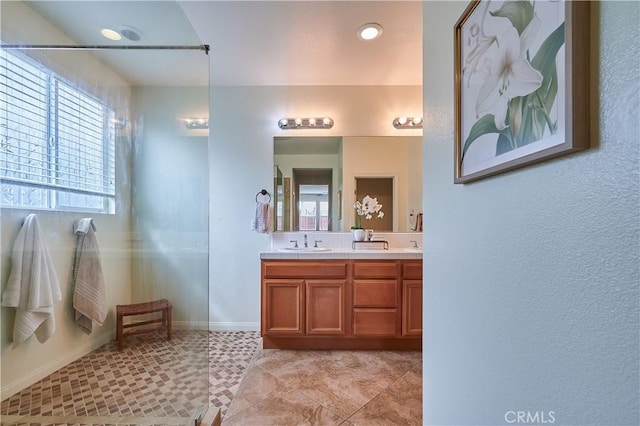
[262,248,422,260]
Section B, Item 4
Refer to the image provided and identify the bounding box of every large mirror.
[274,136,423,232]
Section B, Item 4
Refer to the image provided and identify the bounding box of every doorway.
[293,168,332,231]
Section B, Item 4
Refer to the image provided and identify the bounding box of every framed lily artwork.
[454,0,590,183]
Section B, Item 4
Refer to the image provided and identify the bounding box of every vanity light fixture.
[184,118,209,129]
[357,23,383,41]
[393,116,423,129]
[278,117,334,129]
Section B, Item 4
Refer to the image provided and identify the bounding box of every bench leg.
[116,313,124,350]
[166,306,172,341]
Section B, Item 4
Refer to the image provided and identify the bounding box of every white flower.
[354,195,384,220]
[475,26,543,130]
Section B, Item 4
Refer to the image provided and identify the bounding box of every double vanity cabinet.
[260,257,422,350]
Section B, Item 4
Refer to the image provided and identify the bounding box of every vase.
[352,229,366,241]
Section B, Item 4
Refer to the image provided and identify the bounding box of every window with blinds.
[0,48,116,213]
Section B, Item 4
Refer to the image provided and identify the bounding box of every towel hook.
[256,189,271,203]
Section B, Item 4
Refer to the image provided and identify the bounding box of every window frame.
[0,48,116,213]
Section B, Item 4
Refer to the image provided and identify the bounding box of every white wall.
[0,1,133,398]
[423,2,639,425]
[131,86,209,328]
[209,85,421,329]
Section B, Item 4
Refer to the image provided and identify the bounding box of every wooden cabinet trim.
[263,261,348,279]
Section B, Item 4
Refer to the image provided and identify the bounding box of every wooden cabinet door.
[306,280,347,335]
[402,279,422,336]
[262,279,304,335]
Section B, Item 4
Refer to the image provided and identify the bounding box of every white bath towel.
[72,218,107,333]
[1,214,62,344]
[251,202,271,234]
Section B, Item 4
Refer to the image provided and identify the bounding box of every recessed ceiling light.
[101,28,121,41]
[357,23,383,41]
[119,26,142,42]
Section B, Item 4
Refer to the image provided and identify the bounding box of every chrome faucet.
[304,234,308,248]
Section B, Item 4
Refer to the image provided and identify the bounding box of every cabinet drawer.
[263,261,348,279]
[352,308,397,336]
[353,280,398,307]
[403,262,422,280]
[353,262,399,279]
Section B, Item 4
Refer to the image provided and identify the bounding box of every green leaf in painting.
[516,22,565,146]
[495,133,513,156]
[462,114,511,161]
[489,0,534,34]
[530,22,564,109]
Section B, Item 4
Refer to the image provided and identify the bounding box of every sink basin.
[279,247,332,252]
[403,248,423,253]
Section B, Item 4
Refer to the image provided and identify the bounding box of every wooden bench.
[116,299,172,350]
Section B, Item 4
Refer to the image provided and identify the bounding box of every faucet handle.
[314,240,322,248]
[290,240,298,248]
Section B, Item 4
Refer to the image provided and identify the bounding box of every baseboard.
[1,329,114,401]
[172,320,211,331]
[209,322,260,331]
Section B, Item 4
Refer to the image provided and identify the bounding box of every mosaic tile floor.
[1,330,261,425]
[224,348,423,425]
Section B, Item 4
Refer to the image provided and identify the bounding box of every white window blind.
[0,48,116,212]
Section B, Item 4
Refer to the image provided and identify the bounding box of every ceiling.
[21,0,423,87]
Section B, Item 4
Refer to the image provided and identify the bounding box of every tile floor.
[1,331,422,425]
[224,348,422,425]
[1,331,261,425]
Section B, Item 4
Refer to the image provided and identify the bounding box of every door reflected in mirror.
[274,135,422,233]
[294,168,332,231]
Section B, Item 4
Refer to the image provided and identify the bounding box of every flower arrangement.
[352,195,384,230]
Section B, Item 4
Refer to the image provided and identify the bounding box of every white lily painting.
[458,0,566,179]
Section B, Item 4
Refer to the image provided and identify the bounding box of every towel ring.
[256,189,271,203]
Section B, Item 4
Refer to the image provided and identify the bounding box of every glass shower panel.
[0,2,211,423]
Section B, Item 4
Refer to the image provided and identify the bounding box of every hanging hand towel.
[251,202,271,234]
[1,214,62,344]
[72,218,107,333]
